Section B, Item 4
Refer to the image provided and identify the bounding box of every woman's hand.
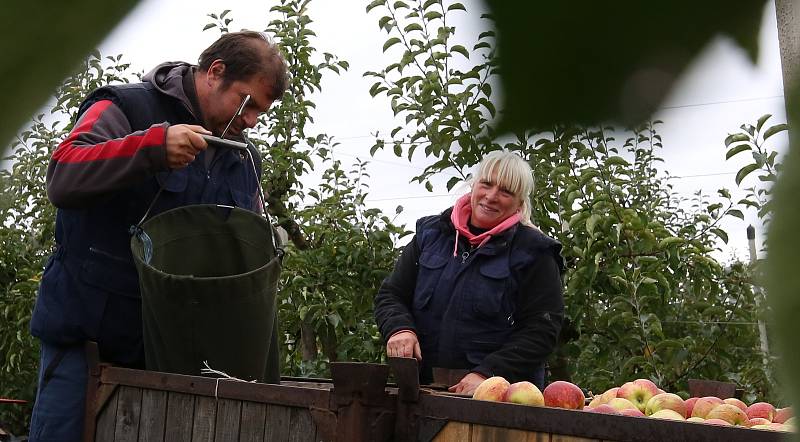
[448,372,487,395]
[386,330,422,360]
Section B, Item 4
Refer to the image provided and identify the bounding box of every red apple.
[586,387,620,408]
[722,397,747,412]
[746,417,772,427]
[585,404,620,415]
[543,380,585,410]
[645,393,687,418]
[704,418,732,426]
[746,402,776,422]
[774,406,793,424]
[617,379,660,412]
[685,397,699,417]
[619,407,646,417]
[706,403,749,425]
[472,376,510,402]
[691,396,724,418]
[608,397,639,411]
[503,381,544,406]
[650,409,684,420]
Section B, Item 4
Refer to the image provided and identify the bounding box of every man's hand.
[448,372,487,395]
[165,124,211,169]
[386,330,422,361]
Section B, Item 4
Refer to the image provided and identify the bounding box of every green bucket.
[131,204,281,383]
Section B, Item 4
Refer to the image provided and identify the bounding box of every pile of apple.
[471,376,795,432]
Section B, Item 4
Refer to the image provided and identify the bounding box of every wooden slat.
[191,396,217,442]
[471,424,530,442]
[432,421,471,442]
[114,386,143,442]
[164,392,194,442]
[214,399,242,442]
[138,389,167,442]
[525,431,551,442]
[239,401,267,442]
[287,407,315,442]
[551,434,600,442]
[263,404,290,442]
[95,387,120,441]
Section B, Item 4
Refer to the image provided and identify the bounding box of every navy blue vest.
[412,215,557,383]
[31,82,261,365]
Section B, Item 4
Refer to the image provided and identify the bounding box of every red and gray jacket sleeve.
[46,99,170,208]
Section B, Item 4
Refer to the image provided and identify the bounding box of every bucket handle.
[130,143,284,261]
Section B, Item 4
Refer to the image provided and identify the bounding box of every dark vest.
[411,215,556,383]
[31,83,261,366]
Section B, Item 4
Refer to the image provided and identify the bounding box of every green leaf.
[202,23,217,31]
[726,209,744,220]
[423,11,443,21]
[725,143,751,160]
[450,44,469,59]
[366,0,385,13]
[586,213,601,236]
[404,23,423,32]
[378,16,393,29]
[383,37,402,52]
[735,163,760,186]
[605,156,630,167]
[724,133,750,147]
[755,113,772,131]
[762,123,788,141]
[447,3,466,12]
[658,237,684,249]
[711,228,729,244]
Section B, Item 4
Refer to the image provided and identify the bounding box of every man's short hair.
[198,31,288,101]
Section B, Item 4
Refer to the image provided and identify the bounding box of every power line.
[658,95,784,111]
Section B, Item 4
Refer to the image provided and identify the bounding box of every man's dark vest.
[411,214,557,384]
[30,82,261,366]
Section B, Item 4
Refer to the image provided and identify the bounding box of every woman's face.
[470,174,522,229]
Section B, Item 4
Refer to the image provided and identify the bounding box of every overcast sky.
[98,0,787,260]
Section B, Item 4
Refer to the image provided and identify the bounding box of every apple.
[722,397,747,412]
[650,409,684,420]
[617,379,660,412]
[619,407,646,417]
[645,393,687,418]
[472,376,510,402]
[585,404,620,415]
[691,396,724,418]
[587,387,619,407]
[705,403,749,426]
[774,406,793,424]
[503,381,544,406]
[746,418,772,427]
[746,402,776,422]
[608,397,639,412]
[704,418,732,426]
[751,423,787,431]
[685,397,699,417]
[686,417,705,423]
[543,380,585,410]
[783,416,795,426]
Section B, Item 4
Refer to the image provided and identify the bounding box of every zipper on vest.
[461,251,469,264]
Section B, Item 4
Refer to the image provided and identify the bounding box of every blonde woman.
[374,150,565,395]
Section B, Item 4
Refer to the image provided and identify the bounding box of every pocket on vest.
[471,260,511,318]
[413,252,448,310]
[79,247,140,339]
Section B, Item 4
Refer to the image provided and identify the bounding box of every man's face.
[203,62,275,137]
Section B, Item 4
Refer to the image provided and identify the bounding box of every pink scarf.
[449,193,520,256]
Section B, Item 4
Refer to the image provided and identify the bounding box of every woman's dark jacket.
[374,208,565,385]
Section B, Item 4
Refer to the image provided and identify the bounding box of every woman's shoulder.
[514,224,560,248]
